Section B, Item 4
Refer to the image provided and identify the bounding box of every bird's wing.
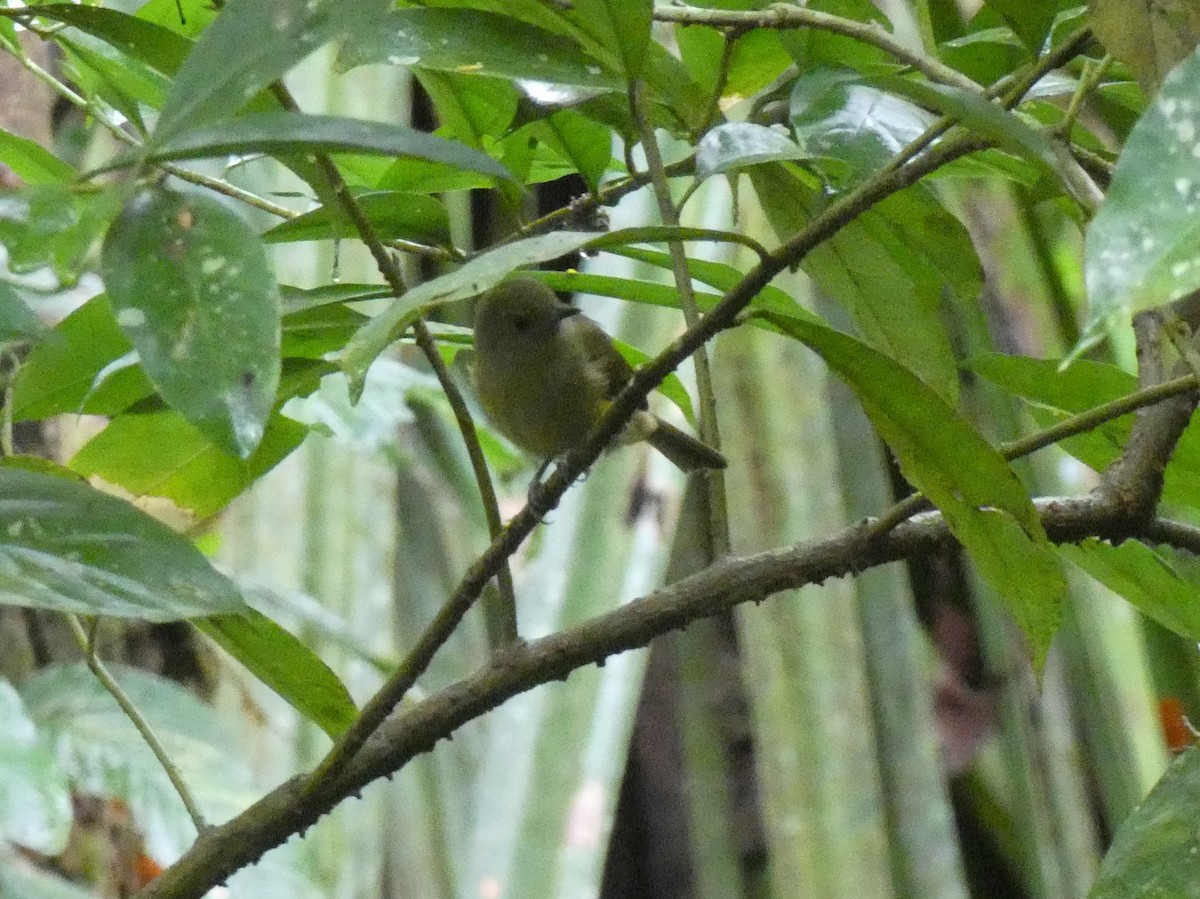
[569,315,636,400]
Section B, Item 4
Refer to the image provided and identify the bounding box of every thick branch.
[136,494,1199,899]
[1097,302,1200,523]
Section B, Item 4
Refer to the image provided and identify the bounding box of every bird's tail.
[646,417,727,472]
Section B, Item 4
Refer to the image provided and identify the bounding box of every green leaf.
[58,42,150,138]
[760,311,1065,667]
[1090,747,1200,897]
[969,353,1200,510]
[534,270,722,312]
[0,15,17,53]
[416,71,518,148]
[695,123,810,180]
[101,185,282,458]
[59,29,171,119]
[1059,539,1200,642]
[262,191,451,247]
[883,78,1061,173]
[281,304,370,359]
[535,110,613,192]
[573,0,652,78]
[0,281,51,347]
[195,609,357,738]
[789,71,934,181]
[981,0,1055,51]
[0,681,71,854]
[377,156,498,193]
[604,244,811,320]
[637,43,710,134]
[0,185,123,286]
[339,227,755,384]
[69,409,308,519]
[26,3,194,75]
[339,230,608,383]
[779,0,897,74]
[749,163,972,403]
[152,0,390,142]
[676,24,792,103]
[139,111,514,184]
[938,27,1029,84]
[969,353,1139,412]
[0,128,74,185]
[11,294,153,421]
[1081,44,1200,348]
[0,467,246,620]
[337,8,618,89]
[136,0,219,37]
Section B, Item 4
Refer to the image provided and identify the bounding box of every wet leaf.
[0,467,245,620]
[696,123,810,180]
[1081,46,1200,351]
[101,186,281,458]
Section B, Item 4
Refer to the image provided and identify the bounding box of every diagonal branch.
[301,21,1094,808]
[135,493,1200,899]
[134,25,1102,899]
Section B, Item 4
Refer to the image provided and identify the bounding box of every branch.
[135,494,1200,899]
[653,4,983,94]
[68,616,209,834]
[259,84,521,787]
[630,79,731,556]
[869,371,1200,538]
[1097,306,1200,522]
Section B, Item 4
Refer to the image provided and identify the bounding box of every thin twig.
[516,157,695,240]
[67,615,209,833]
[1056,53,1114,138]
[261,82,520,789]
[654,4,983,94]
[698,31,739,135]
[868,372,1200,538]
[630,79,731,556]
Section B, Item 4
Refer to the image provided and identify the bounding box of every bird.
[472,278,726,474]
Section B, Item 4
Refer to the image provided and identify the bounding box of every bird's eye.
[512,314,531,331]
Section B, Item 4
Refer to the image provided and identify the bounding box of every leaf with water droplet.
[336,8,620,90]
[1078,44,1200,357]
[101,186,281,458]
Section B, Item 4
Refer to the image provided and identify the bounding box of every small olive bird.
[472,278,726,473]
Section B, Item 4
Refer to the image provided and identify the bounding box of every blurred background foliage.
[3,0,1200,897]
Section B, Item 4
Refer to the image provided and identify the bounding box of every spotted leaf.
[101,186,281,458]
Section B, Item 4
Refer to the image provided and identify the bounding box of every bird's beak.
[557,305,581,321]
